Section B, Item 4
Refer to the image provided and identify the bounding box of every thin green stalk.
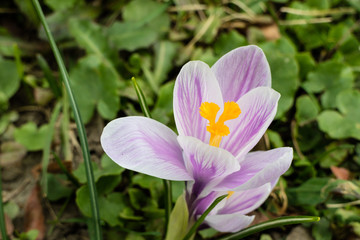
[41,101,62,197]
[163,179,172,232]
[13,44,24,79]
[218,216,320,240]
[131,77,172,234]
[131,77,152,118]
[37,54,62,98]
[183,194,228,240]
[31,1,102,239]
[0,168,8,240]
[61,88,72,161]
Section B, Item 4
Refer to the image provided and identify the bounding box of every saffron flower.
[101,46,293,233]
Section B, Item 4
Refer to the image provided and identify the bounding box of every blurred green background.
[0,0,360,239]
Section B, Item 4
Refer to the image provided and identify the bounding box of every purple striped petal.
[215,147,293,191]
[101,116,193,181]
[211,45,271,103]
[177,136,239,197]
[204,213,254,233]
[173,61,223,143]
[221,87,280,158]
[219,183,271,215]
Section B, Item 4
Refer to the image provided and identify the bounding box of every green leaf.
[347,0,360,11]
[267,129,284,148]
[165,193,189,240]
[312,218,332,240]
[214,30,247,56]
[44,0,82,10]
[335,208,360,224]
[153,41,178,87]
[76,186,125,227]
[318,90,360,139]
[295,52,315,80]
[287,178,330,206]
[4,201,20,219]
[73,156,124,184]
[108,0,169,51]
[319,143,352,168]
[47,173,73,201]
[108,22,158,51]
[69,58,120,123]
[260,38,299,118]
[14,122,49,151]
[128,188,149,210]
[295,95,319,125]
[0,58,21,100]
[286,2,329,50]
[14,0,39,25]
[38,7,100,42]
[151,81,175,124]
[303,60,354,108]
[132,174,163,200]
[219,216,320,240]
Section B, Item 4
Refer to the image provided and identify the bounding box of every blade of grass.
[41,101,62,197]
[61,87,72,161]
[218,216,320,240]
[13,43,23,79]
[31,1,102,239]
[0,168,9,240]
[131,77,172,235]
[36,54,62,98]
[182,194,228,240]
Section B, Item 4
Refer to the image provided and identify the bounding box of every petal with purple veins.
[215,147,293,191]
[212,45,271,103]
[177,136,239,197]
[219,183,271,215]
[101,116,193,181]
[221,87,280,158]
[173,61,223,143]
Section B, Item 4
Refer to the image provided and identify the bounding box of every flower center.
[199,102,241,147]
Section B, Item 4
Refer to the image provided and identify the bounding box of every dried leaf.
[24,184,45,240]
[330,166,350,180]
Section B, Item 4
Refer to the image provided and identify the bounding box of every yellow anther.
[199,102,220,125]
[199,101,241,147]
[227,191,235,199]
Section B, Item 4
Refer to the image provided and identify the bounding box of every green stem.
[0,167,8,240]
[31,1,102,239]
[131,77,172,234]
[218,216,320,240]
[183,194,228,240]
[41,101,62,197]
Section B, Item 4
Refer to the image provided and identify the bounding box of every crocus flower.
[101,45,293,233]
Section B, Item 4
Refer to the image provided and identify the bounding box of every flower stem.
[31,1,102,239]
[131,77,173,235]
[183,194,228,240]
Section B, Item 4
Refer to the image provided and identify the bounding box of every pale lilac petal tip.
[100,116,193,181]
[173,61,223,142]
[221,87,280,158]
[216,147,293,191]
[219,183,271,215]
[205,213,254,233]
[212,45,271,102]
